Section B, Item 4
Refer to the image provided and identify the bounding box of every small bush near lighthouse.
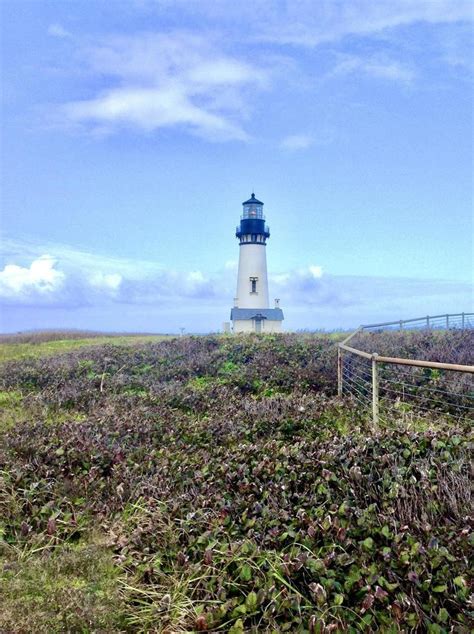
[0,331,472,632]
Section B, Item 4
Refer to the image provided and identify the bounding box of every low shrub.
[0,333,472,632]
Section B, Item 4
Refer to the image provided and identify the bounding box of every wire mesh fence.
[338,313,474,425]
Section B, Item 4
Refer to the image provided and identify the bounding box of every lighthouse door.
[255,319,262,333]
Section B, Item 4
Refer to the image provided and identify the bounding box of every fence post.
[337,347,343,397]
[462,313,465,329]
[372,354,379,426]
[399,320,403,329]
[446,314,449,329]
[426,315,430,329]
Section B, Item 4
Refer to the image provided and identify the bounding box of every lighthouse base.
[230,307,284,334]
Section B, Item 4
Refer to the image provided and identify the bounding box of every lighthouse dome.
[241,193,266,223]
[242,193,263,206]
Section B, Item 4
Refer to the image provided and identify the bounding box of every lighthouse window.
[251,234,257,242]
[250,277,258,293]
[243,205,263,219]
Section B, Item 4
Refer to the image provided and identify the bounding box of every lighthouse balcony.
[236,224,270,240]
[236,216,270,238]
[236,224,270,233]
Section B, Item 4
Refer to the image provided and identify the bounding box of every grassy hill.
[0,330,172,363]
[0,333,472,632]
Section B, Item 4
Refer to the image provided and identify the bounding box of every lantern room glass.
[242,203,264,219]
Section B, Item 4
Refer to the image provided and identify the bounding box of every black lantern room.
[236,193,270,245]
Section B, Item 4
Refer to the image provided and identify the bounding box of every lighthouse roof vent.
[242,193,263,206]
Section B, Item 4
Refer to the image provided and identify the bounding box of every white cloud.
[309,265,323,279]
[437,23,473,73]
[0,255,65,298]
[65,86,248,140]
[61,32,268,141]
[48,23,72,39]
[1,238,162,279]
[135,0,473,38]
[331,55,415,84]
[48,3,472,143]
[270,266,473,323]
[89,272,122,293]
[0,244,217,306]
[187,270,205,283]
[280,134,313,151]
[257,0,474,47]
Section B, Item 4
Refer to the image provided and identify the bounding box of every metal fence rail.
[337,312,474,425]
[361,312,472,332]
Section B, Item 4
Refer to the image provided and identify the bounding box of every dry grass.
[0,333,173,363]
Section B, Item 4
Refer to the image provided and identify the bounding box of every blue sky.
[1,0,472,333]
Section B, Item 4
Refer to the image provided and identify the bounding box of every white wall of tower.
[235,243,269,309]
[233,319,283,333]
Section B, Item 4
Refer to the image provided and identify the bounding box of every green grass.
[0,540,126,633]
[0,390,25,432]
[0,335,172,363]
[0,389,87,433]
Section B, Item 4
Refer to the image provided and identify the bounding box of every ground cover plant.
[351,329,473,365]
[0,332,472,632]
[345,329,474,417]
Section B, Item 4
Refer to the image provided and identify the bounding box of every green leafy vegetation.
[0,332,472,632]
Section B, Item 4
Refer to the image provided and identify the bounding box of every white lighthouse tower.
[230,193,284,333]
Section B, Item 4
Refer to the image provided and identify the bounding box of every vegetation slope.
[0,332,472,632]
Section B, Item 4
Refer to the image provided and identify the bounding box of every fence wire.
[342,354,372,410]
[339,312,474,424]
[362,312,473,333]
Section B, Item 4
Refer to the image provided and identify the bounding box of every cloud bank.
[1,241,471,332]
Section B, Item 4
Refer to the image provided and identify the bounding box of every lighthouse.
[230,193,284,333]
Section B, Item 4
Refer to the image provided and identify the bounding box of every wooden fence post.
[462,313,465,329]
[372,353,379,426]
[337,347,343,397]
